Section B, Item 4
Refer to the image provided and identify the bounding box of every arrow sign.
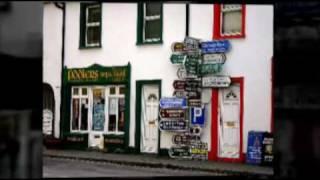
[168,146,192,159]
[187,91,201,99]
[170,54,186,64]
[188,99,202,107]
[159,97,187,109]
[177,67,187,79]
[203,53,226,64]
[173,90,188,98]
[172,134,200,145]
[199,64,223,75]
[160,109,185,119]
[159,120,188,131]
[202,75,231,88]
[201,40,231,53]
[173,80,186,90]
[184,37,200,51]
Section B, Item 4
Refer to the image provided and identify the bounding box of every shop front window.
[71,87,89,132]
[107,86,125,134]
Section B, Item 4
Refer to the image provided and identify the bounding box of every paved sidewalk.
[43,148,273,177]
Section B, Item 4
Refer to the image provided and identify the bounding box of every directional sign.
[177,67,188,79]
[170,54,186,64]
[173,90,188,98]
[159,120,188,131]
[159,97,187,109]
[173,80,186,90]
[190,142,208,160]
[184,37,200,51]
[199,63,223,75]
[202,75,231,88]
[187,91,201,99]
[171,42,185,53]
[188,99,202,107]
[203,53,226,64]
[172,133,200,145]
[201,40,231,53]
[160,109,185,119]
[191,107,205,126]
[168,146,192,159]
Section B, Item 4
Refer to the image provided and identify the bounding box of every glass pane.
[145,19,161,40]
[108,115,116,132]
[82,88,87,95]
[222,10,242,34]
[92,89,105,131]
[72,99,79,130]
[118,98,125,132]
[110,87,116,95]
[73,88,79,95]
[87,5,101,23]
[146,3,161,16]
[119,87,126,95]
[80,98,88,130]
[108,97,118,132]
[87,26,100,45]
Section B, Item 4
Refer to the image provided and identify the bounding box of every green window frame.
[79,3,102,49]
[137,2,163,45]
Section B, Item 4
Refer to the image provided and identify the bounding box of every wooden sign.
[173,90,188,98]
[159,109,185,119]
[173,80,186,90]
[171,42,185,52]
[159,120,188,131]
[170,54,186,64]
[202,53,226,64]
[159,97,187,109]
[202,75,231,88]
[201,40,231,53]
[168,146,192,159]
[188,99,202,107]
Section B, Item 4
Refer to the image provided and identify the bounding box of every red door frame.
[208,77,245,163]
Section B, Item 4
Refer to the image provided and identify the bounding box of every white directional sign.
[202,53,226,64]
[202,75,231,88]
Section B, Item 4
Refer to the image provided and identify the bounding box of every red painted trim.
[213,4,246,39]
[209,77,245,163]
[271,56,274,133]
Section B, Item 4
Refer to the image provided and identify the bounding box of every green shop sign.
[64,63,130,84]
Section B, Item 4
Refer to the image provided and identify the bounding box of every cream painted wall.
[44,3,273,153]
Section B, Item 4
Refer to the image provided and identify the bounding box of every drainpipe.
[186,3,189,37]
[54,2,65,139]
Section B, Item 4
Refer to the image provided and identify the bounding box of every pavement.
[43,147,273,177]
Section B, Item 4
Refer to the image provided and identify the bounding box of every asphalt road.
[43,156,223,177]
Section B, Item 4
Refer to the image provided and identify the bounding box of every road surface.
[43,156,224,177]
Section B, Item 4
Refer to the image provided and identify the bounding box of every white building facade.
[43,2,273,162]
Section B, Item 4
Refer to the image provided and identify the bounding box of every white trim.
[70,86,89,133]
[85,4,101,47]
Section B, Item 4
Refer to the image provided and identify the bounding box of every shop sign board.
[173,80,186,90]
[173,90,188,98]
[199,63,223,75]
[203,53,226,64]
[159,109,186,119]
[171,42,185,53]
[202,75,231,88]
[190,107,205,126]
[188,99,202,107]
[184,37,200,51]
[43,109,53,135]
[159,97,187,109]
[159,120,188,131]
[190,142,208,160]
[170,54,186,64]
[201,40,231,53]
[168,146,192,159]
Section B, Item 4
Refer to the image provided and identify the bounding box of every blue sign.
[246,131,265,165]
[160,97,187,109]
[190,107,205,125]
[201,40,231,53]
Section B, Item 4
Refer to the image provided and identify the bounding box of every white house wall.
[43,3,63,138]
[45,2,273,153]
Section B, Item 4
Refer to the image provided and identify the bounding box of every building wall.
[44,2,273,153]
[43,3,63,138]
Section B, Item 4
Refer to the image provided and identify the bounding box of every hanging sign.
[173,80,186,90]
[159,109,185,119]
[168,146,192,159]
[191,107,205,126]
[201,40,231,53]
[173,90,188,98]
[159,120,188,131]
[171,42,185,53]
[203,53,226,64]
[184,37,200,51]
[159,97,187,109]
[199,63,223,75]
[170,54,187,64]
[188,99,202,107]
[202,75,231,88]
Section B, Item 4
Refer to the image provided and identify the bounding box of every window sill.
[214,34,245,40]
[79,45,102,50]
[136,40,163,46]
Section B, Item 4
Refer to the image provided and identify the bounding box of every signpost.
[173,80,186,90]
[159,120,188,131]
[188,99,202,107]
[172,133,200,145]
[159,97,187,109]
[170,54,186,64]
[177,67,188,79]
[202,75,231,88]
[190,142,208,160]
[190,107,205,126]
[201,40,231,53]
[199,63,223,75]
[168,146,192,159]
[203,53,226,64]
[173,90,188,98]
[187,91,201,99]
[159,109,185,119]
[184,37,200,51]
[171,42,185,53]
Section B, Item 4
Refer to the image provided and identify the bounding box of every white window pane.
[222,10,242,35]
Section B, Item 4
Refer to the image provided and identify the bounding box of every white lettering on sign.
[202,76,231,88]
[203,53,226,64]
